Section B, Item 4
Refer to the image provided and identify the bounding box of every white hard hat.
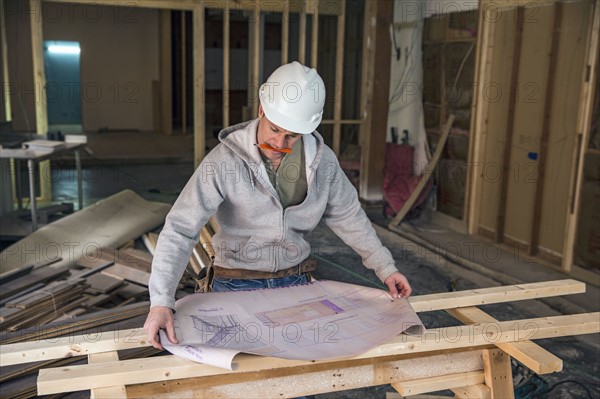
[259,61,326,134]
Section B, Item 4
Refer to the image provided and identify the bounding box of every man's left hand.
[384,272,412,299]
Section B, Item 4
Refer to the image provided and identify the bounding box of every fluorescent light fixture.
[48,45,81,55]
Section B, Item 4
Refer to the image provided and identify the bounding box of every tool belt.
[212,258,318,280]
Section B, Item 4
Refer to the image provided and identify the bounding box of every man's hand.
[384,272,412,299]
[143,306,178,350]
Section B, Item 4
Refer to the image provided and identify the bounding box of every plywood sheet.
[479,8,517,231]
[504,4,554,243]
[0,190,170,274]
[539,0,591,254]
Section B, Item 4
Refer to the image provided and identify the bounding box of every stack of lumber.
[0,224,217,399]
[0,302,156,399]
[0,279,89,332]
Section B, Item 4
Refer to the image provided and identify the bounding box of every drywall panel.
[539,0,591,254]
[478,8,517,231]
[503,4,554,244]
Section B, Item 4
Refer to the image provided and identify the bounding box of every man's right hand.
[143,306,178,350]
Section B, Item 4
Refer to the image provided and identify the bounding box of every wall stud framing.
[562,0,600,272]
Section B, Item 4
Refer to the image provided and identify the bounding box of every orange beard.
[257,143,292,154]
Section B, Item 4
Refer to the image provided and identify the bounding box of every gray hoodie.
[149,119,399,309]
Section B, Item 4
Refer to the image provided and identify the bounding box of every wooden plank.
[503,4,555,247]
[392,371,484,397]
[298,0,307,64]
[310,0,319,68]
[36,313,600,394]
[563,0,600,271]
[89,351,127,399]
[447,306,563,374]
[495,6,524,243]
[538,1,590,257]
[451,384,491,399]
[193,4,206,166]
[29,0,47,135]
[160,10,173,135]
[223,1,230,128]
[0,0,11,122]
[0,266,70,300]
[102,264,151,286]
[358,0,393,201]
[129,351,481,398]
[530,2,562,255]
[45,0,198,9]
[86,273,125,295]
[467,5,498,235]
[332,0,345,157]
[281,0,289,64]
[2,279,585,364]
[181,11,187,135]
[249,0,260,118]
[41,0,339,14]
[388,115,455,227]
[482,349,514,399]
[410,279,584,312]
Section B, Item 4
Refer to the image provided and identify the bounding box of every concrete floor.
[5,132,599,399]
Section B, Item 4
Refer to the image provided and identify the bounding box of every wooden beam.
[562,0,600,271]
[44,0,198,10]
[3,279,585,366]
[310,0,319,68]
[0,0,11,122]
[193,4,205,166]
[392,371,484,397]
[36,313,600,394]
[358,0,393,201]
[451,384,492,399]
[223,2,230,128]
[129,351,482,398]
[249,0,260,118]
[181,11,187,134]
[466,6,497,235]
[482,349,514,399]
[496,7,524,243]
[409,279,584,312]
[41,0,340,14]
[388,115,455,227]
[281,0,289,64]
[332,0,345,157]
[298,0,307,64]
[30,0,47,134]
[89,352,127,399]
[159,10,173,135]
[530,2,562,255]
[447,306,563,374]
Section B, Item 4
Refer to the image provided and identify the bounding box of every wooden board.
[503,4,554,245]
[2,279,585,366]
[447,306,562,374]
[86,273,125,294]
[539,0,591,254]
[36,313,600,394]
[102,265,151,287]
[0,190,170,274]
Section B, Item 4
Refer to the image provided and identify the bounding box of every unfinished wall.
[477,1,591,261]
[4,1,159,133]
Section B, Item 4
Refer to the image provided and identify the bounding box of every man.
[144,62,412,350]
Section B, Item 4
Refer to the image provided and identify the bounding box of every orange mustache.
[256,143,292,154]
